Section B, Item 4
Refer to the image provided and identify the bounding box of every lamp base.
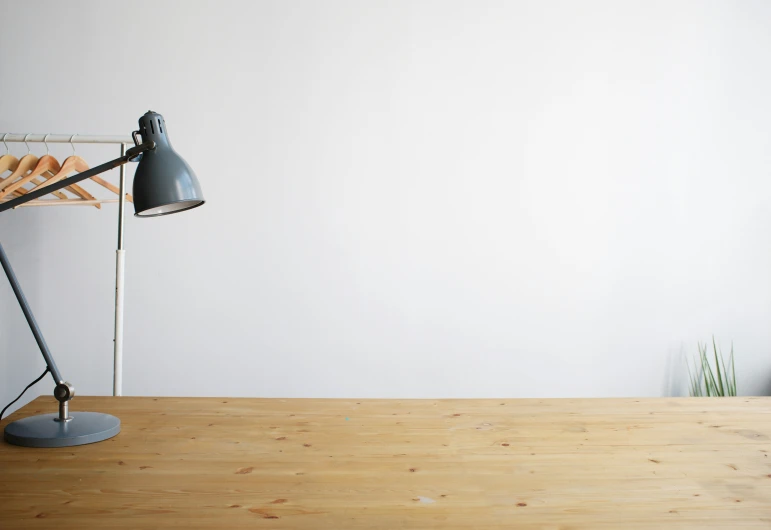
[4,412,120,448]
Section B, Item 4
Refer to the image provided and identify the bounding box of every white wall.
[2,0,771,414]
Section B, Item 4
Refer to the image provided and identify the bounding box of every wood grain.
[1,396,770,529]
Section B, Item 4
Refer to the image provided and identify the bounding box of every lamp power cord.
[0,367,50,421]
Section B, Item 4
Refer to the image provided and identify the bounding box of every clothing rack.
[1,134,132,144]
[1,133,131,398]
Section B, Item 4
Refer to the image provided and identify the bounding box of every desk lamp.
[0,111,204,447]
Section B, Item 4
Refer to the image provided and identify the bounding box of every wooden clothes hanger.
[38,136,135,207]
[0,137,19,174]
[0,135,24,198]
[0,136,94,202]
[0,135,70,201]
[0,156,25,199]
[0,154,18,173]
[0,155,70,201]
[0,152,39,194]
[42,154,101,208]
[26,155,71,200]
[0,155,68,200]
[90,174,134,204]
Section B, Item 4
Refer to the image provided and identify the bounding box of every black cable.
[0,367,50,421]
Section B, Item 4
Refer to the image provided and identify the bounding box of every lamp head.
[132,111,204,217]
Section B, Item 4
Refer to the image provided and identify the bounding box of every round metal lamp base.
[4,412,120,448]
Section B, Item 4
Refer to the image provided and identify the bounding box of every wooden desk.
[1,396,770,529]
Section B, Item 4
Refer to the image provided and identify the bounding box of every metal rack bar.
[1,134,131,145]
[114,143,127,397]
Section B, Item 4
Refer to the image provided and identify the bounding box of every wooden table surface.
[1,396,770,529]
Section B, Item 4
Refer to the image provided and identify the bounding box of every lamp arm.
[0,141,155,214]
[0,242,64,386]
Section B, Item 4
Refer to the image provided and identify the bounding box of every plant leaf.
[729,343,737,396]
[713,336,724,396]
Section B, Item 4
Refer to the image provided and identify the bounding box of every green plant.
[688,337,736,397]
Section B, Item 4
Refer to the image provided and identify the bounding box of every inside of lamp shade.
[135,200,204,217]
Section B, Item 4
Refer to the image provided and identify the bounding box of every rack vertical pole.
[113,143,127,397]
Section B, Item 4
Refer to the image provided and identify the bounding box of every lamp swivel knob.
[54,382,75,403]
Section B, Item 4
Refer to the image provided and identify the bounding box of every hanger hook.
[70,134,77,156]
[2,134,8,155]
[43,134,51,156]
[24,134,32,155]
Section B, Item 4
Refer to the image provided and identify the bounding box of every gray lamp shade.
[132,111,205,217]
